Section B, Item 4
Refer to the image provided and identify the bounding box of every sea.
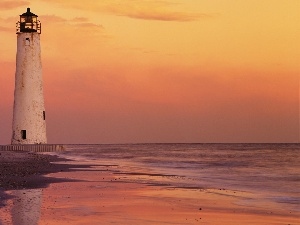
[51,143,300,213]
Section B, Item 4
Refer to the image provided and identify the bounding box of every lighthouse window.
[25,38,30,46]
[43,111,46,120]
[21,130,27,139]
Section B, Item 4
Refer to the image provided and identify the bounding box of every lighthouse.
[11,8,47,144]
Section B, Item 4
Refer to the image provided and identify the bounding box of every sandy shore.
[0,151,92,191]
[0,151,299,225]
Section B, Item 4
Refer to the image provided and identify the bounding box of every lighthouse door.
[21,130,27,139]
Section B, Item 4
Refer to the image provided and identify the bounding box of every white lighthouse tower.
[11,8,47,144]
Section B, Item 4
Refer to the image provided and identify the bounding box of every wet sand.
[0,151,92,191]
[0,151,299,225]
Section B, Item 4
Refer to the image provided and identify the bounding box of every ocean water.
[52,143,300,212]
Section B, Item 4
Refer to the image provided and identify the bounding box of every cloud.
[39,14,108,65]
[41,15,104,30]
[0,16,16,23]
[0,1,29,10]
[70,17,89,22]
[73,22,104,30]
[41,15,67,23]
[40,0,214,22]
[0,17,15,33]
[119,11,210,22]
[0,25,11,32]
[104,1,211,21]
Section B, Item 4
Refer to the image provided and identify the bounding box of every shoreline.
[0,151,94,205]
[0,150,299,225]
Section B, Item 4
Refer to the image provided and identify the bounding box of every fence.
[0,144,65,152]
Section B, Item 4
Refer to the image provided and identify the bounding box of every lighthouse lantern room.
[17,8,41,34]
[11,8,47,144]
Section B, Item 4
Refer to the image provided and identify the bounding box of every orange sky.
[0,0,299,144]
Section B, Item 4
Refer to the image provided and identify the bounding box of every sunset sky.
[0,0,299,144]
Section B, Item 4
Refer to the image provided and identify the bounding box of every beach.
[0,144,299,225]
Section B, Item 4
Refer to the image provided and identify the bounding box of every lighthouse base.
[0,144,65,152]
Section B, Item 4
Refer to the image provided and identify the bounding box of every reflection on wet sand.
[1,143,299,225]
[0,167,299,225]
[38,169,300,225]
[11,189,42,225]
